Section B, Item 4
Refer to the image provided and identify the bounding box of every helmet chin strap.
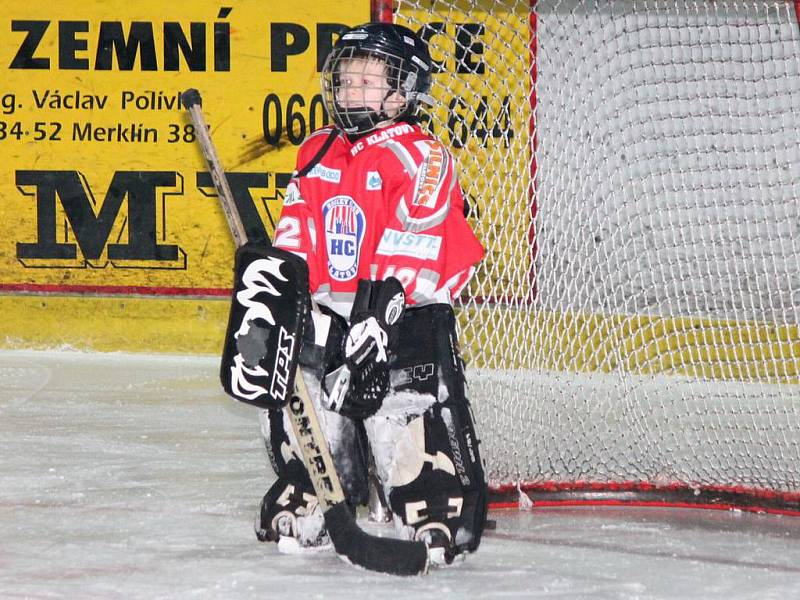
[336,105,381,136]
[337,93,405,138]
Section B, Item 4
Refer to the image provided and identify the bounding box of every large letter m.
[16,170,182,267]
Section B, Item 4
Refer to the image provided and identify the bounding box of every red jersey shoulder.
[353,124,454,183]
[294,126,349,171]
[364,126,460,227]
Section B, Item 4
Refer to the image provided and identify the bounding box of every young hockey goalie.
[254,22,488,565]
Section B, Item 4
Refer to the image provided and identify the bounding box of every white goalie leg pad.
[364,390,451,541]
[255,456,332,547]
[372,303,488,558]
[255,369,361,548]
[270,488,328,550]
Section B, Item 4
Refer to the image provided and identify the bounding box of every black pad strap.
[295,128,340,178]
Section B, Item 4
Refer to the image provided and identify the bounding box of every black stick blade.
[324,502,429,576]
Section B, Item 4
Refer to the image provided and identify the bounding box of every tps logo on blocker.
[323,195,365,280]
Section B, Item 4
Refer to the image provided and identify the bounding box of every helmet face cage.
[321,44,422,136]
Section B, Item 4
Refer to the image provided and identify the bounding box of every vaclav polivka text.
[33,89,108,110]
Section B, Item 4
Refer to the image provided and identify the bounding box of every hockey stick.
[180,89,429,576]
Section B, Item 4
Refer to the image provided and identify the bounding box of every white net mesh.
[390,0,800,498]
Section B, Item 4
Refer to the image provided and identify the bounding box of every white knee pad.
[364,390,439,492]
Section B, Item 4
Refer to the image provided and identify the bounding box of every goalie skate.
[254,461,331,550]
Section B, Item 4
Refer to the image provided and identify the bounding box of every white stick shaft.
[185,103,248,248]
[287,373,346,510]
[182,91,345,508]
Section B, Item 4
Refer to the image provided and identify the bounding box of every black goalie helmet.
[321,22,434,136]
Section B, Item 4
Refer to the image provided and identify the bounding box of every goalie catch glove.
[326,278,405,420]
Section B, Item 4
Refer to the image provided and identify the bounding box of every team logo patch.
[366,171,382,190]
[322,195,366,281]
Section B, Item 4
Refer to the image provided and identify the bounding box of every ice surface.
[3,349,800,599]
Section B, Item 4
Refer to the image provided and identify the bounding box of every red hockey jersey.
[273,122,484,318]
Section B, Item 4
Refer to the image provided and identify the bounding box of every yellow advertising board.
[1,0,369,352]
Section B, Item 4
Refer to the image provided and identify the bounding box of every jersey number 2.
[274,217,301,249]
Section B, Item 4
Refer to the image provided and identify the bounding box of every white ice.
[3,349,800,599]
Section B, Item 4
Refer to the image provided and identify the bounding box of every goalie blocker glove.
[219,243,310,410]
[326,278,405,419]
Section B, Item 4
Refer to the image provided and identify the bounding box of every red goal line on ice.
[489,480,800,517]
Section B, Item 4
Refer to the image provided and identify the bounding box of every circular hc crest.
[322,195,366,281]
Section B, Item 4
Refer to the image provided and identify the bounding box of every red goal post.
[373,0,800,515]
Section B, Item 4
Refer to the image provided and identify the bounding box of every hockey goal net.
[378,0,800,513]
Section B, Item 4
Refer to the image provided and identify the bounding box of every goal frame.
[372,0,800,516]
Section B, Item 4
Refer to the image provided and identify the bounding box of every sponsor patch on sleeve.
[306,164,341,183]
[281,182,305,207]
[376,228,442,261]
[411,141,447,208]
